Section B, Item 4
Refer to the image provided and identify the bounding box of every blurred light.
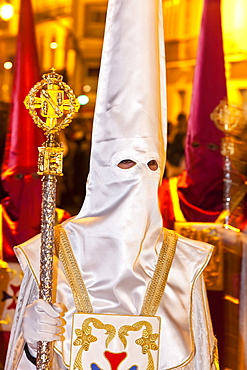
[223,224,240,233]
[78,95,89,105]
[164,0,180,7]
[4,61,13,70]
[50,42,58,50]
[2,84,9,92]
[233,0,246,30]
[0,3,14,21]
[224,294,239,305]
[83,84,91,93]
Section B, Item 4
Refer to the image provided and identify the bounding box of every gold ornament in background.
[210,99,244,135]
[177,225,223,291]
[211,99,246,226]
[24,68,80,176]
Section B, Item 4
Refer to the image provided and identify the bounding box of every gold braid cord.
[55,226,177,316]
[212,337,220,370]
[54,225,93,313]
[141,229,178,316]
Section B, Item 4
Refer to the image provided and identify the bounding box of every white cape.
[5,224,218,370]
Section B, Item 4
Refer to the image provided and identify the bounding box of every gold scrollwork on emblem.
[73,318,116,370]
[119,320,159,370]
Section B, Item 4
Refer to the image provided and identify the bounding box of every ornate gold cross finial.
[24,69,80,176]
[24,68,80,135]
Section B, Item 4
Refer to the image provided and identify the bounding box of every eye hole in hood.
[117,159,158,171]
[147,159,158,171]
[118,159,136,169]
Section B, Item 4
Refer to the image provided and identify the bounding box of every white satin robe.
[5,224,217,370]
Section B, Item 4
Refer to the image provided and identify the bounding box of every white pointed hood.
[76,0,166,223]
[60,1,167,361]
[83,0,167,184]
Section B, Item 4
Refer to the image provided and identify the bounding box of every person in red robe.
[159,0,226,231]
[158,0,227,365]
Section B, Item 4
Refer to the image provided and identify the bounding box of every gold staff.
[24,69,80,369]
[211,99,244,225]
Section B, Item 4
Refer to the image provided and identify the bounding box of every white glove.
[22,299,63,354]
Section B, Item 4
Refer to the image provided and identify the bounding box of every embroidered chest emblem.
[70,314,161,370]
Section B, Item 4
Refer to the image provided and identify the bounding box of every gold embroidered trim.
[54,224,93,313]
[55,225,177,317]
[141,229,178,316]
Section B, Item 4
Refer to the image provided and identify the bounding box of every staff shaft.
[36,175,57,369]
